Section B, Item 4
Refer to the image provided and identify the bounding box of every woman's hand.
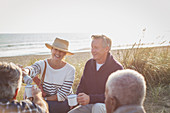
[23,75,33,84]
[22,68,30,76]
[18,65,31,83]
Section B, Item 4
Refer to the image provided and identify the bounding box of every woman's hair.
[0,62,22,100]
[106,69,146,106]
[91,35,112,50]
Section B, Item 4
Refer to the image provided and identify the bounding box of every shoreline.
[0,51,92,66]
[1,44,169,58]
[0,45,169,66]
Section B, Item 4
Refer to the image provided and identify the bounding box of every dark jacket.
[77,53,123,104]
[114,105,146,113]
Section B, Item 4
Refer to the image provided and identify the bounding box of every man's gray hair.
[0,62,22,100]
[106,69,146,106]
[91,35,112,50]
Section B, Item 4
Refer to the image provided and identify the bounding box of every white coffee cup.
[25,84,33,98]
[67,94,78,106]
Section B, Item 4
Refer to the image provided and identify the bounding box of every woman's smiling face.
[51,48,66,62]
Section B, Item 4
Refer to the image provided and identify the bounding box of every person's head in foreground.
[0,62,48,113]
[91,35,112,64]
[0,62,22,101]
[105,69,146,113]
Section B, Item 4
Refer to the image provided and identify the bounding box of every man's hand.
[32,86,49,113]
[32,86,42,98]
[77,93,90,105]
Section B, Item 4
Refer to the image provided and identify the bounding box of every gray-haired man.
[105,69,146,113]
[69,35,123,113]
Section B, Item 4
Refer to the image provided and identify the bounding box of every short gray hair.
[0,62,22,100]
[91,35,112,50]
[106,69,146,106]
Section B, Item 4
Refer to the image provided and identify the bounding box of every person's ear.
[105,46,110,52]
[110,96,118,112]
[13,88,19,100]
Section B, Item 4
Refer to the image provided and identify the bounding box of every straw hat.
[45,38,74,55]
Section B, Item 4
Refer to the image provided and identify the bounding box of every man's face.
[91,38,108,64]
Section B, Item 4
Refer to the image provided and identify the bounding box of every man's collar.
[104,52,111,64]
[93,52,111,64]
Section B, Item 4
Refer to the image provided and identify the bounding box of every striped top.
[25,59,75,101]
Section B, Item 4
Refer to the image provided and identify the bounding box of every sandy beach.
[0,51,92,66]
[0,54,50,66]
[0,46,168,66]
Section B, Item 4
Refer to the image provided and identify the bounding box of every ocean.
[0,33,169,57]
[0,33,93,57]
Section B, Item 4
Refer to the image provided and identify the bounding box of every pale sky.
[0,0,170,45]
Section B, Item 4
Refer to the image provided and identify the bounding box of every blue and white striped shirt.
[25,59,75,101]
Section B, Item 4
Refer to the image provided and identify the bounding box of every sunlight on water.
[0,33,169,57]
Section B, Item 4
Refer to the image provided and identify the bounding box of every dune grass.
[17,44,170,113]
[113,44,170,113]
[114,44,170,87]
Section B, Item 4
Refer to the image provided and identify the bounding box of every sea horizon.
[0,33,169,57]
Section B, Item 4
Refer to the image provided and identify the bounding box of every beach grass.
[113,44,170,113]
[114,44,170,87]
[3,44,170,113]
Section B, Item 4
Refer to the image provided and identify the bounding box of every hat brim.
[45,43,74,55]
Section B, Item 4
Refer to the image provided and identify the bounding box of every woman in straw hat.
[22,38,75,113]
